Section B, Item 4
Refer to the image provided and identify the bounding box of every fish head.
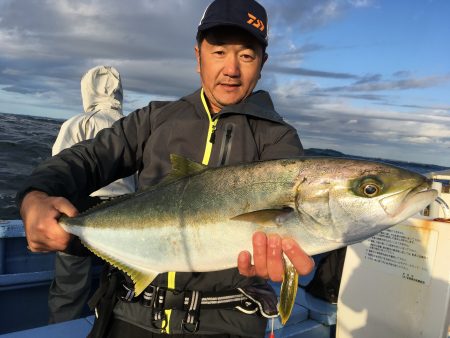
[294,158,437,244]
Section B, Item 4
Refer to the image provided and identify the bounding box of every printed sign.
[362,224,438,285]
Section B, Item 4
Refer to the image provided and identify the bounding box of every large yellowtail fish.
[59,155,437,324]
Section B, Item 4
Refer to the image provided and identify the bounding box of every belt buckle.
[181,317,199,334]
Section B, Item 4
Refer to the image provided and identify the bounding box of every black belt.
[118,283,260,333]
[119,283,256,310]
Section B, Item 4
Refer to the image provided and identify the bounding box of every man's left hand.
[238,231,315,282]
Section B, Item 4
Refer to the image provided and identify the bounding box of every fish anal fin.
[131,271,158,296]
[278,256,298,325]
[231,209,293,228]
[82,241,158,296]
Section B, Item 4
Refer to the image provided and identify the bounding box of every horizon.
[1,0,449,166]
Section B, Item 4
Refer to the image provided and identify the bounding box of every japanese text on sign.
[363,224,437,285]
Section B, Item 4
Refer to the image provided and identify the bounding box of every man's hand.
[237,231,315,282]
[20,191,78,252]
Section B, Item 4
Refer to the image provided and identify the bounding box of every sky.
[0,0,449,167]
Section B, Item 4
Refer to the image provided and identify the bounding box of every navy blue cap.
[198,0,268,46]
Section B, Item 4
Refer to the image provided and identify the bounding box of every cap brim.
[198,21,267,46]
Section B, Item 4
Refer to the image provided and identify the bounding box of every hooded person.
[48,65,137,323]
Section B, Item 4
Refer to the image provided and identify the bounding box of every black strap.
[150,288,168,331]
[120,283,136,302]
[181,290,201,333]
[140,285,156,308]
[88,266,116,310]
[115,283,265,334]
[117,283,257,334]
[87,269,120,338]
[118,283,250,310]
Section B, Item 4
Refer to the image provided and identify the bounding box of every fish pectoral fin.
[278,256,298,325]
[82,241,158,296]
[231,208,293,228]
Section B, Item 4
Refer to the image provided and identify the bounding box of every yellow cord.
[201,88,218,165]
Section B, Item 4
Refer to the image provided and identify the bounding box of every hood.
[81,66,123,115]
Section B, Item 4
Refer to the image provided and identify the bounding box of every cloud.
[266,75,450,166]
[392,70,411,78]
[354,73,382,85]
[265,0,373,32]
[0,0,375,101]
[0,0,214,116]
[332,93,386,101]
[0,0,204,60]
[266,64,358,79]
[2,86,39,95]
[380,102,450,112]
[325,74,450,93]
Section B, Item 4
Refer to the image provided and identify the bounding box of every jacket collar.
[182,88,284,123]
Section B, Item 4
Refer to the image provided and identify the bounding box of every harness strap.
[151,288,168,331]
[141,285,156,307]
[121,283,135,302]
[118,283,251,310]
[181,290,201,333]
[115,282,272,334]
[87,270,120,338]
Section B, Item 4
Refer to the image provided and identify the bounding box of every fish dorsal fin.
[161,154,207,184]
[171,153,206,175]
[278,256,298,325]
[231,209,293,228]
[82,241,158,296]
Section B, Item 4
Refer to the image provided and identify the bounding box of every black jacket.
[17,89,304,336]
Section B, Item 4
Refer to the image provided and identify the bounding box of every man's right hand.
[20,191,78,252]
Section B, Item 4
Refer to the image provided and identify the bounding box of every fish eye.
[351,176,384,198]
[362,183,379,197]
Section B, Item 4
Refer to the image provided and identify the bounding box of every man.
[48,65,137,323]
[17,0,314,337]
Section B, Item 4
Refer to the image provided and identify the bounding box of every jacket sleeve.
[16,104,152,207]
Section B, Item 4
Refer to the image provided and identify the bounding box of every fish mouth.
[333,185,438,246]
[380,181,438,220]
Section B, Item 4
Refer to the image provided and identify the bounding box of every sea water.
[0,112,62,219]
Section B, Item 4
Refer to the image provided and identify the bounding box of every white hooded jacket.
[52,66,136,197]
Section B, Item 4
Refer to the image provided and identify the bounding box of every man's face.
[195,27,267,113]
